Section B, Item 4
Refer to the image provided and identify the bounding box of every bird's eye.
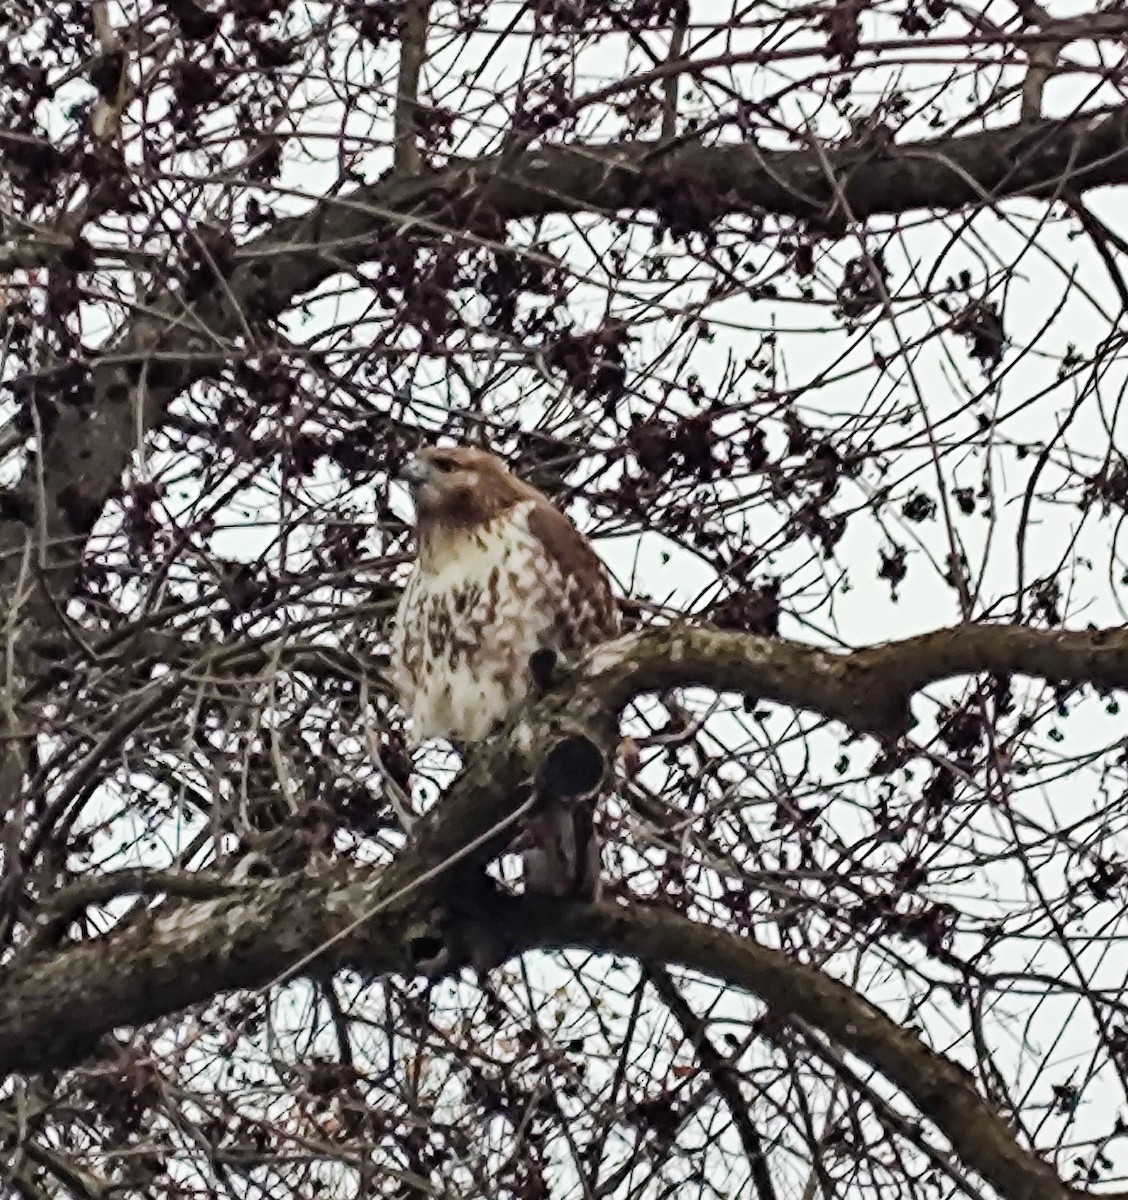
[432,459,454,473]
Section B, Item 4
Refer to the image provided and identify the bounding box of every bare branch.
[90,2,131,151]
[21,869,253,955]
[1014,6,1128,120]
[583,621,1128,739]
[646,964,778,1200]
[9,103,1128,626]
[393,0,433,175]
[517,901,1080,1200]
[0,879,1086,1200]
[659,2,688,142]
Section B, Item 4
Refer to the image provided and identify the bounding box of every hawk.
[389,444,620,900]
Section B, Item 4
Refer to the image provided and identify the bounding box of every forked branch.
[0,620,1123,1197]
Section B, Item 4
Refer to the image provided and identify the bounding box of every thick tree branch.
[8,103,1128,627]
[0,883,1086,1200]
[511,900,1080,1200]
[1,621,1126,1070]
[583,620,1128,738]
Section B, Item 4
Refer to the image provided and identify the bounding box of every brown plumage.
[389,445,620,899]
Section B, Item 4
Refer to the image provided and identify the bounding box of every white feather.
[391,501,562,746]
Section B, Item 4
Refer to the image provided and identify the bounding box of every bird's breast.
[390,508,560,745]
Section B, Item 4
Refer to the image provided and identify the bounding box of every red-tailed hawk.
[389,444,620,900]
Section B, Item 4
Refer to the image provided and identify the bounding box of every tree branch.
[0,882,1086,1200]
[645,964,778,1200]
[393,0,432,175]
[582,620,1128,739]
[0,620,1126,1073]
[511,900,1079,1200]
[8,102,1128,625]
[1014,6,1128,121]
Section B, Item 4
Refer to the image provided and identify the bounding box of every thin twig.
[646,965,778,1200]
[660,1,689,142]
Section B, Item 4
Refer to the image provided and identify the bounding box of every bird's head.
[401,444,536,544]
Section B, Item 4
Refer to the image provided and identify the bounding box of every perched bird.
[389,444,620,900]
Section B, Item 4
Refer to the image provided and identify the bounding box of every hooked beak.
[400,456,429,490]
